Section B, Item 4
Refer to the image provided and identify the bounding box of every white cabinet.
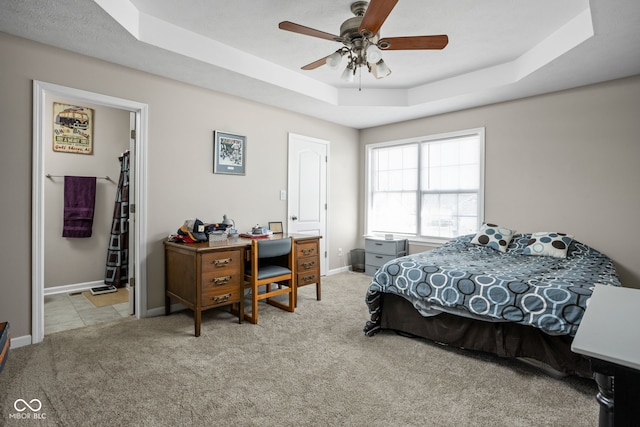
[364,237,407,276]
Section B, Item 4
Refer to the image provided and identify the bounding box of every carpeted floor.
[1,272,598,426]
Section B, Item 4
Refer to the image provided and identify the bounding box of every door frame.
[32,80,149,344]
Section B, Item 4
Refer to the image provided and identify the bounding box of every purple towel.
[63,176,96,238]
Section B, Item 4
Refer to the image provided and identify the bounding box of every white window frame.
[364,127,485,244]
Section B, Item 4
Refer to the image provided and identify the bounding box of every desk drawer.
[296,240,318,259]
[202,271,242,291]
[297,270,320,287]
[365,252,395,267]
[297,257,318,272]
[202,284,240,308]
[201,250,241,275]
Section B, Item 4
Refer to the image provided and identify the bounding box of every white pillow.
[471,223,515,253]
[523,232,574,258]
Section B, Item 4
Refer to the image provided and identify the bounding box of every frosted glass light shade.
[366,45,382,64]
[341,66,355,82]
[372,60,391,79]
[326,51,343,69]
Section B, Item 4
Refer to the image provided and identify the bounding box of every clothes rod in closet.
[46,174,111,181]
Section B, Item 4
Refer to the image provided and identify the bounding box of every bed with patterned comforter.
[364,234,621,339]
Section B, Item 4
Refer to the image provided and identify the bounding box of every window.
[366,128,484,242]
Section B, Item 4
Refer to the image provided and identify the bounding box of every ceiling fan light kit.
[278,0,448,85]
[326,50,344,69]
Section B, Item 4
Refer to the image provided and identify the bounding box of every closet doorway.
[32,81,148,344]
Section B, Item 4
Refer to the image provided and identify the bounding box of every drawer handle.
[301,261,315,269]
[302,274,316,282]
[375,242,383,245]
[211,275,232,285]
[301,248,315,255]
[212,258,232,266]
[375,255,384,259]
[211,293,231,303]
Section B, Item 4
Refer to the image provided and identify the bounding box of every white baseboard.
[10,334,33,349]
[327,266,352,275]
[43,280,104,296]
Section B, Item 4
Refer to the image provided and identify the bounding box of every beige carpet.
[82,288,129,307]
[0,272,598,426]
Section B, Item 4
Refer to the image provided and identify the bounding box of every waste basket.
[350,249,365,272]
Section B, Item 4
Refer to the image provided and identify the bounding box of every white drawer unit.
[364,237,407,276]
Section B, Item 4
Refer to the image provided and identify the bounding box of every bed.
[363,231,622,377]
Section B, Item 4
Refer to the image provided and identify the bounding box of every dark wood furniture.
[294,235,321,305]
[164,234,322,336]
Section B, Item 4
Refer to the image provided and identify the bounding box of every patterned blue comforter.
[364,234,621,337]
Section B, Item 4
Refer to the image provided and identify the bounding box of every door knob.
[291,216,298,221]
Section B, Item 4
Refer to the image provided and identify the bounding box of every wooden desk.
[572,285,640,426]
[164,234,321,336]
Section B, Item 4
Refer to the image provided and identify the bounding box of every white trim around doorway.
[32,80,149,344]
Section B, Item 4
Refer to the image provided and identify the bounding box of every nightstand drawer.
[365,252,396,267]
[365,265,380,276]
[365,238,406,255]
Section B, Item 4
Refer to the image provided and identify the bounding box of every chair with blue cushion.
[243,237,295,324]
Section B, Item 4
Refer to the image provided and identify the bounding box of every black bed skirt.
[378,293,591,378]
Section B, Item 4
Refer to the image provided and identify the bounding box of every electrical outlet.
[338,248,343,257]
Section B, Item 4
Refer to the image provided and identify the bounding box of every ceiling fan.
[278,0,448,82]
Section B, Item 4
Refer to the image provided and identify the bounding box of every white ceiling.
[1,0,639,129]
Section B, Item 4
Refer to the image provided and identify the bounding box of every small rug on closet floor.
[82,288,129,307]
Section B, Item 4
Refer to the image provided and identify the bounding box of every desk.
[164,234,321,336]
[571,285,640,426]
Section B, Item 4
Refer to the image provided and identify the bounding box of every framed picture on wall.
[52,102,94,154]
[213,130,246,175]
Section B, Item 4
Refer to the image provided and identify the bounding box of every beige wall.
[360,76,640,289]
[0,32,360,339]
[44,97,130,288]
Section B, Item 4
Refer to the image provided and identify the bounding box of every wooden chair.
[243,237,295,324]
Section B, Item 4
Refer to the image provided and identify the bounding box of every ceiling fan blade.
[279,21,341,42]
[378,35,449,50]
[359,0,399,37]
[301,56,330,70]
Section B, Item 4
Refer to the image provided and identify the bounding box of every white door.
[287,133,328,276]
